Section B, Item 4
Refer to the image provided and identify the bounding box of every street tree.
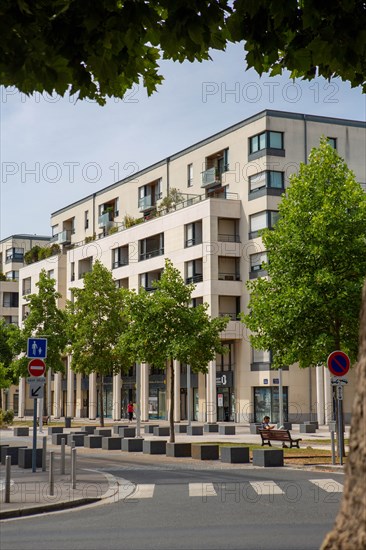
[242,138,366,370]
[0,1,365,104]
[67,260,128,426]
[0,320,23,407]
[118,259,229,443]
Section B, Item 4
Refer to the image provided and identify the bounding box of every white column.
[324,366,332,423]
[54,372,61,418]
[89,372,97,419]
[112,373,121,421]
[206,360,217,423]
[174,360,180,422]
[75,373,82,418]
[18,377,26,418]
[66,356,74,417]
[140,363,149,422]
[316,365,325,425]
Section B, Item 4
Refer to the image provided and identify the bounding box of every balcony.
[138,195,155,212]
[201,167,221,189]
[185,274,203,284]
[218,273,240,281]
[58,230,72,245]
[218,234,240,243]
[112,259,129,269]
[139,248,164,261]
[219,312,239,321]
[98,212,113,228]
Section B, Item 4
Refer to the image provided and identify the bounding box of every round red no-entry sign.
[28,358,46,377]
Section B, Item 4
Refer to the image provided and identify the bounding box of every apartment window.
[3,292,19,308]
[187,163,193,187]
[47,270,55,279]
[112,245,129,268]
[216,342,235,372]
[139,233,164,261]
[70,262,75,281]
[202,148,229,188]
[115,278,129,289]
[249,171,284,195]
[52,225,59,237]
[185,259,203,284]
[5,247,24,263]
[139,270,162,292]
[138,179,162,211]
[84,210,89,229]
[185,220,202,247]
[327,137,337,149]
[190,297,203,308]
[250,252,268,278]
[249,131,284,157]
[22,277,31,295]
[249,211,279,239]
[6,271,19,281]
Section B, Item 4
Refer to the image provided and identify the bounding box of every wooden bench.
[36,416,50,426]
[259,429,302,449]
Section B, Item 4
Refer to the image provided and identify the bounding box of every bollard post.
[60,438,66,475]
[330,431,336,465]
[5,455,11,503]
[49,451,54,496]
[71,448,76,490]
[42,436,47,472]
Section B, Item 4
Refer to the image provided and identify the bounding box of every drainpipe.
[303,114,308,164]
[166,157,170,195]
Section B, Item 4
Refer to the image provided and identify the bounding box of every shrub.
[0,409,14,426]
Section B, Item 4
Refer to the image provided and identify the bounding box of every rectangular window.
[249,211,279,238]
[112,245,129,268]
[84,210,89,229]
[3,292,19,308]
[47,270,55,279]
[185,259,203,284]
[327,137,337,149]
[6,271,19,281]
[185,220,202,247]
[249,131,284,154]
[250,252,268,272]
[187,163,193,187]
[5,247,24,262]
[70,262,75,281]
[253,348,271,363]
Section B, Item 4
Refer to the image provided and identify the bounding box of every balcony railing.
[6,253,24,263]
[201,166,220,188]
[112,259,129,269]
[185,274,203,284]
[58,230,72,245]
[22,288,32,296]
[219,312,239,321]
[138,195,154,211]
[98,212,113,228]
[139,248,164,261]
[218,273,240,281]
[218,234,240,243]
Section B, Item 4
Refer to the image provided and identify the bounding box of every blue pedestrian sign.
[27,338,48,359]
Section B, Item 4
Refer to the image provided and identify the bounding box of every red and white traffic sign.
[28,358,46,377]
[327,351,350,377]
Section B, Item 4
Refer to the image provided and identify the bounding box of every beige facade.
[14,110,365,423]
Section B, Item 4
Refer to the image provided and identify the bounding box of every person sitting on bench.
[261,416,275,430]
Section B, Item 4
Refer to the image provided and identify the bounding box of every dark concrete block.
[47,427,64,435]
[143,440,167,454]
[1,446,28,465]
[102,436,122,450]
[166,442,192,457]
[82,426,98,434]
[153,427,170,437]
[277,422,292,430]
[67,434,86,447]
[219,425,236,435]
[253,449,284,467]
[84,435,103,448]
[174,424,188,433]
[221,446,250,464]
[191,445,219,460]
[304,421,319,429]
[94,428,112,437]
[144,424,160,434]
[14,427,29,436]
[204,423,219,433]
[64,417,72,428]
[122,438,144,452]
[18,448,43,468]
[119,427,136,438]
[250,423,262,434]
[187,426,203,436]
[300,424,316,433]
[52,433,68,445]
[113,424,130,435]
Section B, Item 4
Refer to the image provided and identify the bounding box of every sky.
[1,42,365,240]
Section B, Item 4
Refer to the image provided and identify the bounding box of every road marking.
[125,484,155,500]
[189,483,217,498]
[309,479,343,492]
[249,481,284,495]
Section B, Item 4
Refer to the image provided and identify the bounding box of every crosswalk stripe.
[125,484,155,500]
[189,483,217,498]
[249,481,284,495]
[309,479,343,492]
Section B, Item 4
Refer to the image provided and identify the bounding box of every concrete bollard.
[71,448,76,489]
[5,455,11,503]
[61,437,66,474]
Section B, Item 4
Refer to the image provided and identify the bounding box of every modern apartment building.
[15,110,365,423]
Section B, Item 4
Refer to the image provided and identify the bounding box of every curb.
[0,496,101,520]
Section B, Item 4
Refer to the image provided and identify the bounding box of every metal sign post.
[32,398,37,472]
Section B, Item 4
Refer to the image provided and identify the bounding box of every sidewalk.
[0,422,346,519]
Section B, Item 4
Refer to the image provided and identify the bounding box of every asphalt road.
[1,461,343,550]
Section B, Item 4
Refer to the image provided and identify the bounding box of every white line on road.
[189,483,217,498]
[125,484,155,500]
[249,481,284,495]
[309,479,343,492]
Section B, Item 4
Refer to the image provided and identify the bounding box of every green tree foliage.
[1,1,364,105]
[242,138,366,369]
[13,270,68,377]
[67,261,128,426]
[0,321,22,393]
[118,259,229,442]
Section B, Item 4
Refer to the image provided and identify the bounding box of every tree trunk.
[321,281,366,549]
[99,374,104,427]
[169,359,175,443]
